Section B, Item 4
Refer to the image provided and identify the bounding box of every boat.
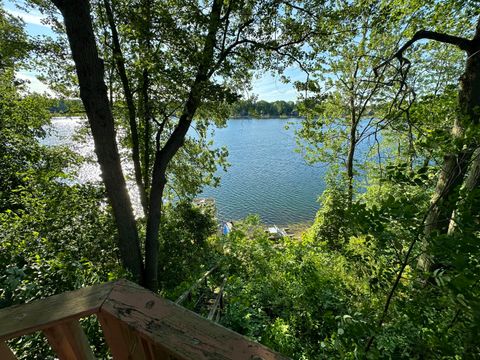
[266,224,289,239]
[221,221,233,235]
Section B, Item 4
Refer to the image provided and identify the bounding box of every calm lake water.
[200,119,324,224]
[45,117,326,225]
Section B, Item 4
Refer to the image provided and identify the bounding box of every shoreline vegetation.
[49,98,301,119]
[230,115,303,119]
[278,220,312,238]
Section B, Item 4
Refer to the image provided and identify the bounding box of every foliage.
[215,157,479,358]
[158,201,218,293]
[231,99,298,118]
[218,217,375,358]
[0,4,29,70]
[0,184,121,359]
[307,175,352,250]
[0,21,123,357]
[47,98,84,115]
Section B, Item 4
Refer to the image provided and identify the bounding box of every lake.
[200,119,324,224]
[44,117,326,225]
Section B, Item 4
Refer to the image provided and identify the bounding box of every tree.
[49,0,321,290]
[0,9,122,356]
[378,15,480,271]
[359,3,480,351]
[0,5,29,71]
[295,0,406,205]
[50,0,145,283]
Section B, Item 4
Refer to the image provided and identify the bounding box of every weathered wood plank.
[98,310,155,360]
[0,282,114,341]
[0,341,17,360]
[140,338,173,360]
[175,266,217,305]
[101,280,289,360]
[43,320,95,360]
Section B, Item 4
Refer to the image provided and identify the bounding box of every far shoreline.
[51,114,305,121]
[229,116,304,120]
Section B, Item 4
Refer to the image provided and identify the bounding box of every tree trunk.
[144,93,200,291]
[420,19,480,271]
[104,0,148,216]
[143,0,223,291]
[346,127,356,205]
[140,68,151,191]
[423,150,473,236]
[139,0,152,194]
[346,96,357,205]
[448,147,480,234]
[462,148,480,192]
[52,0,144,283]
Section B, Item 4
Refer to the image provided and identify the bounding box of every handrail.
[0,282,114,340]
[175,265,217,305]
[207,276,227,321]
[0,279,289,360]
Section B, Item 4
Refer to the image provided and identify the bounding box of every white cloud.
[6,8,49,28]
[251,71,302,102]
[16,71,54,95]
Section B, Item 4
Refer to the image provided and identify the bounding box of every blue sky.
[4,0,302,101]
[252,70,306,102]
[4,1,49,34]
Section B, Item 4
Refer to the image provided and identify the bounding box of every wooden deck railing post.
[43,320,95,360]
[98,311,150,360]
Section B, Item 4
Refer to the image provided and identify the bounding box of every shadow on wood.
[0,279,289,360]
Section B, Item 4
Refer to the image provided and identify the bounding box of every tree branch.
[375,30,472,76]
[280,0,315,18]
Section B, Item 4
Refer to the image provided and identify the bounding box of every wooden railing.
[0,279,288,359]
[175,266,217,305]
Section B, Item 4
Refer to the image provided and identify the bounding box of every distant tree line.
[48,98,84,114]
[48,97,300,119]
[231,99,299,118]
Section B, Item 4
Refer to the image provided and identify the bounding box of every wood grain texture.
[101,280,289,360]
[0,341,17,360]
[43,320,96,360]
[0,280,288,359]
[0,282,113,341]
[98,310,158,360]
